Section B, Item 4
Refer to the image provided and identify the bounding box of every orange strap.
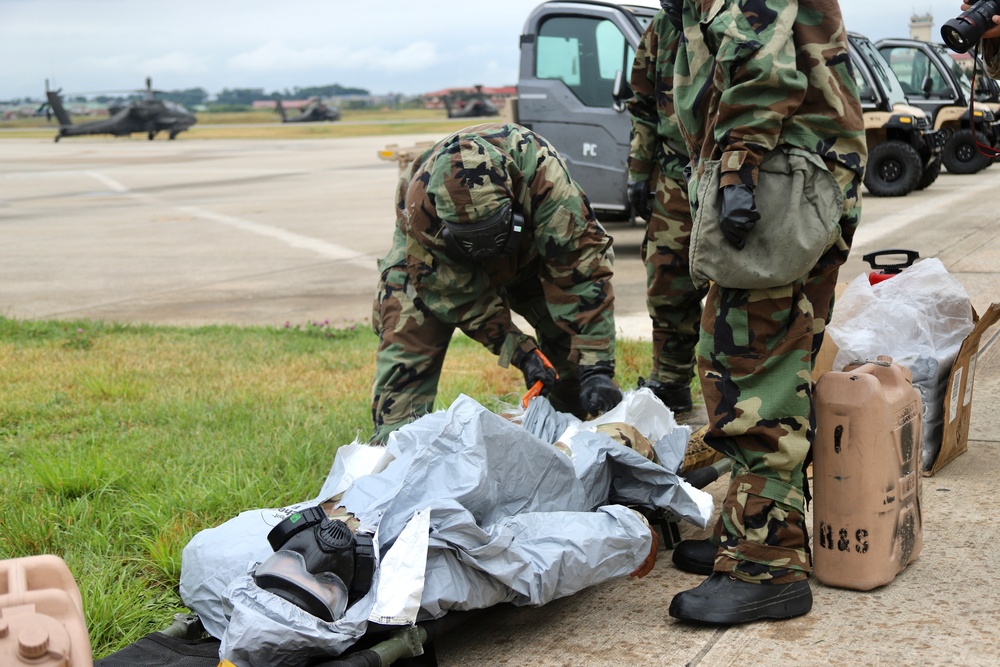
[520,349,558,408]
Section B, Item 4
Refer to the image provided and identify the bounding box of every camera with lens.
[941,0,1000,53]
[253,505,376,622]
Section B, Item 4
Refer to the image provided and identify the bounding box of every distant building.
[421,86,517,112]
[948,51,976,74]
[911,13,934,41]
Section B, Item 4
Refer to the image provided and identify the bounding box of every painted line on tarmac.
[175,205,376,270]
[854,176,999,248]
[84,171,130,192]
[83,171,377,271]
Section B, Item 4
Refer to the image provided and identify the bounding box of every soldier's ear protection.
[440,202,527,262]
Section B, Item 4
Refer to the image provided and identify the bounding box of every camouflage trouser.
[370,262,582,444]
[701,164,862,584]
[643,173,707,384]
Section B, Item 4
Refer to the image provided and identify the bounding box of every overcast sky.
[0,0,973,101]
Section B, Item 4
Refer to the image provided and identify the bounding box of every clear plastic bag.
[826,258,974,470]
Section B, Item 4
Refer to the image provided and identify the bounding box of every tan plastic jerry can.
[812,356,923,591]
[0,554,93,667]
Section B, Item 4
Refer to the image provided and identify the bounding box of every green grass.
[0,316,658,658]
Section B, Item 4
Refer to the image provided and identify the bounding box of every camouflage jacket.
[983,38,1000,79]
[380,123,616,368]
[627,10,691,183]
[672,0,867,188]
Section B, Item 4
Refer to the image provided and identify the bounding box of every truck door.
[877,42,962,124]
[518,4,648,219]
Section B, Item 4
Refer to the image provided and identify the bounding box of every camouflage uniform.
[672,0,868,584]
[627,11,708,387]
[371,123,617,443]
[983,39,1000,78]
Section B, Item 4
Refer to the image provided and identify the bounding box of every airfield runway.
[1,136,997,331]
[3,136,1000,665]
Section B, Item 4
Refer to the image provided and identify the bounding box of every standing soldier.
[664,0,868,623]
[370,123,623,444]
[627,3,708,416]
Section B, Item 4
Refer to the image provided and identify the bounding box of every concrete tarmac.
[2,136,999,665]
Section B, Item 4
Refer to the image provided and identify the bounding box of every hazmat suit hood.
[425,132,514,224]
[422,133,525,261]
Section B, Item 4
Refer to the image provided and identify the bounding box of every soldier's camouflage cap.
[426,133,513,224]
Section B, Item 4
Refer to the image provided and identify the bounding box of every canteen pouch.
[689,146,844,289]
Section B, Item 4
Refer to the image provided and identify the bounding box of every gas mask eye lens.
[253,550,349,622]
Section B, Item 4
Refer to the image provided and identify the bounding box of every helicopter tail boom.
[46,91,73,127]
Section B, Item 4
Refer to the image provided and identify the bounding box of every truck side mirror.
[612,70,628,112]
[921,74,934,97]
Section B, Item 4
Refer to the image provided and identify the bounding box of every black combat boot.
[638,377,693,414]
[669,573,812,624]
[671,538,718,575]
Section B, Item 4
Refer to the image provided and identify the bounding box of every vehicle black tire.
[916,158,942,190]
[941,128,992,174]
[864,140,922,197]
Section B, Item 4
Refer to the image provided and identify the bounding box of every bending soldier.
[370,123,623,444]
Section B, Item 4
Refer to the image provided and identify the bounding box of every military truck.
[877,38,1000,174]
[513,0,660,221]
[848,32,944,196]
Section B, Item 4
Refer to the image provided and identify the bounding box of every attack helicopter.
[43,77,197,142]
[442,84,500,119]
[274,97,341,123]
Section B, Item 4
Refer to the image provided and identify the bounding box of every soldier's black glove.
[627,179,653,220]
[719,184,761,250]
[579,365,623,416]
[518,348,558,394]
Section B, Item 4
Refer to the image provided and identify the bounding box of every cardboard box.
[814,294,1000,476]
[929,302,1000,476]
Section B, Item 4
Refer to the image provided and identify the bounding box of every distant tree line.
[213,84,370,107]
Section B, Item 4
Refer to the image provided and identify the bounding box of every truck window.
[880,47,950,98]
[536,16,634,108]
[931,44,975,101]
[850,52,876,102]
[853,38,908,106]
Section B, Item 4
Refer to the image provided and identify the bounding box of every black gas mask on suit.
[440,201,527,262]
[253,506,376,622]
